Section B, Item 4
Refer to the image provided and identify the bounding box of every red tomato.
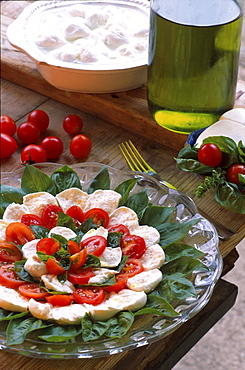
[17,122,40,144]
[21,144,47,164]
[0,133,18,159]
[6,222,35,245]
[0,242,22,262]
[118,258,144,278]
[121,235,146,259]
[66,205,85,225]
[73,287,105,305]
[84,208,109,228]
[21,214,45,227]
[27,110,49,133]
[104,275,128,293]
[108,224,130,247]
[40,136,63,159]
[63,114,83,135]
[36,238,60,255]
[0,115,16,136]
[70,249,87,271]
[197,143,222,167]
[69,134,92,159]
[226,164,245,185]
[46,294,74,306]
[0,265,25,289]
[18,283,50,299]
[42,204,64,229]
[68,240,81,255]
[46,258,66,275]
[80,235,107,257]
[68,267,95,285]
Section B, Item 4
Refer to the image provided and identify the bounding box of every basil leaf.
[114,178,137,205]
[140,206,175,227]
[214,182,245,214]
[14,260,36,283]
[50,233,68,249]
[161,256,209,276]
[57,212,77,231]
[155,273,197,302]
[176,144,199,159]
[21,165,56,194]
[77,218,98,236]
[113,255,128,272]
[157,219,199,247]
[0,185,26,211]
[175,157,215,174]
[0,309,28,321]
[51,165,82,192]
[134,294,178,317]
[38,324,82,342]
[107,232,121,248]
[164,243,205,263]
[83,254,101,268]
[105,311,134,338]
[239,174,245,187]
[30,225,49,239]
[36,251,51,263]
[87,166,110,194]
[82,313,110,341]
[237,140,245,163]
[125,189,149,219]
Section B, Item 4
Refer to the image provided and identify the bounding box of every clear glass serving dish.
[0,163,222,359]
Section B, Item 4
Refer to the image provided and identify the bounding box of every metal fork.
[119,140,236,241]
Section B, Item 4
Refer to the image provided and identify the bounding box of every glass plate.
[0,162,222,359]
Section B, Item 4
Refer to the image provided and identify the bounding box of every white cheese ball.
[23,192,58,218]
[35,34,66,48]
[3,203,29,223]
[127,269,162,293]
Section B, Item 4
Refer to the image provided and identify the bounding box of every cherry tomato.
[108,224,130,247]
[17,122,40,144]
[6,222,35,245]
[226,164,245,185]
[0,265,25,289]
[80,235,107,257]
[70,249,87,271]
[73,287,105,305]
[36,238,60,255]
[46,258,66,275]
[118,258,144,278]
[121,235,146,259]
[63,114,83,135]
[40,136,63,159]
[69,134,92,159]
[21,214,45,227]
[104,275,128,293]
[42,204,64,229]
[68,267,95,285]
[197,143,222,167]
[21,144,47,164]
[0,242,22,263]
[0,133,18,159]
[27,110,49,133]
[18,283,50,299]
[68,240,81,255]
[84,208,109,228]
[0,115,16,136]
[46,294,74,306]
[66,205,85,225]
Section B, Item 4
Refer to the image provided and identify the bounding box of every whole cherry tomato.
[0,133,18,158]
[21,144,47,164]
[0,115,16,136]
[27,110,49,133]
[197,143,222,167]
[226,164,245,185]
[69,134,92,159]
[17,122,40,144]
[40,136,64,159]
[63,114,83,135]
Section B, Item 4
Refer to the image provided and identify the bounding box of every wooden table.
[1,2,245,369]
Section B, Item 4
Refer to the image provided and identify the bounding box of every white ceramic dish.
[7,0,150,93]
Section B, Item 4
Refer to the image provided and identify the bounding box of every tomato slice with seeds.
[68,240,81,255]
[68,267,95,285]
[46,294,74,306]
[73,287,105,305]
[104,275,128,293]
[21,214,45,227]
[70,249,87,271]
[108,224,130,237]
[42,205,64,229]
[121,235,146,259]
[6,222,35,245]
[84,208,109,228]
[118,258,144,278]
[0,242,22,262]
[36,238,60,255]
[66,206,85,225]
[0,265,25,289]
[46,258,66,275]
[80,235,107,257]
[18,283,50,299]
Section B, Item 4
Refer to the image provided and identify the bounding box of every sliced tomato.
[73,287,105,305]
[0,265,25,289]
[80,235,107,257]
[70,249,87,271]
[5,222,35,245]
[68,240,81,255]
[104,275,128,293]
[21,214,45,227]
[46,258,66,275]
[84,208,109,228]
[68,267,95,285]
[0,242,22,262]
[121,235,146,258]
[18,283,50,299]
[36,238,60,255]
[118,258,144,278]
[66,206,85,225]
[46,294,74,306]
[108,224,130,237]
[42,205,64,229]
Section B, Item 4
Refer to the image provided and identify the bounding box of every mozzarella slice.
[140,244,165,270]
[127,269,162,293]
[24,256,48,280]
[81,226,108,241]
[29,299,53,321]
[56,188,88,212]
[22,239,40,259]
[88,268,118,284]
[2,203,29,223]
[220,108,245,124]
[23,192,58,217]
[99,247,122,268]
[48,226,77,240]
[83,189,121,214]
[50,304,88,325]
[41,274,75,293]
[0,285,29,312]
[0,220,8,241]
[108,206,139,232]
[133,225,160,248]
